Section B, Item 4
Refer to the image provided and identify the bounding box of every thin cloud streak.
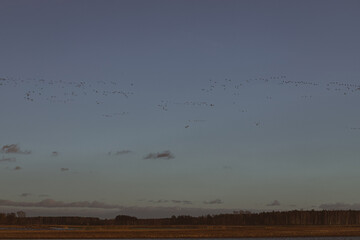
[172,200,192,205]
[51,151,59,156]
[1,144,31,154]
[20,193,31,197]
[144,151,174,160]
[0,156,16,162]
[203,199,223,204]
[148,199,169,204]
[114,150,132,155]
[0,199,124,209]
[38,194,50,198]
[108,150,132,156]
[319,202,360,210]
[0,205,240,219]
[148,199,192,205]
[267,200,280,206]
[0,199,241,218]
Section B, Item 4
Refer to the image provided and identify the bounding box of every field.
[2,225,360,239]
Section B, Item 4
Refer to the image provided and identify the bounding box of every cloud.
[115,150,132,155]
[144,150,174,160]
[51,151,59,156]
[60,168,69,172]
[0,202,240,219]
[148,199,169,204]
[20,193,31,197]
[14,166,21,171]
[0,156,16,162]
[319,202,360,210]
[1,144,31,154]
[147,199,192,205]
[203,199,223,204]
[108,150,132,156]
[171,200,192,205]
[38,194,50,198]
[0,198,232,218]
[266,200,280,206]
[0,199,124,209]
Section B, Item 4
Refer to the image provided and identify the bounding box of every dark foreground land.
[3,210,360,238]
[2,225,360,239]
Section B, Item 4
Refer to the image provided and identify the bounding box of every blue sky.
[1,0,360,218]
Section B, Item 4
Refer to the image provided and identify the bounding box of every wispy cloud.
[144,151,174,160]
[0,199,123,209]
[222,165,232,170]
[108,150,132,156]
[38,194,50,198]
[0,197,251,218]
[0,156,16,162]
[51,151,59,156]
[148,199,169,204]
[266,200,280,206]
[171,200,192,205]
[147,199,192,205]
[319,202,360,210]
[20,193,31,197]
[203,199,223,204]
[1,144,31,154]
[0,200,239,218]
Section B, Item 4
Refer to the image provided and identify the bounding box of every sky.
[1,0,360,219]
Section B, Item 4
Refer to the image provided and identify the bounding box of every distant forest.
[2,210,360,225]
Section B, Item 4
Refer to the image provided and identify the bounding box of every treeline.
[115,210,360,225]
[1,210,360,225]
[0,212,106,225]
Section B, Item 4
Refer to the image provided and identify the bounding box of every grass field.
[2,225,360,238]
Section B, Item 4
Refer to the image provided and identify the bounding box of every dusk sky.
[1,0,360,218]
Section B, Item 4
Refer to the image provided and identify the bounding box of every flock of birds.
[1,74,360,130]
[0,77,134,105]
[1,73,360,173]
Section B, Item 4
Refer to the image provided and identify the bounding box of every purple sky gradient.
[1,0,360,218]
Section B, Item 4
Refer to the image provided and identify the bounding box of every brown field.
[2,225,360,239]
